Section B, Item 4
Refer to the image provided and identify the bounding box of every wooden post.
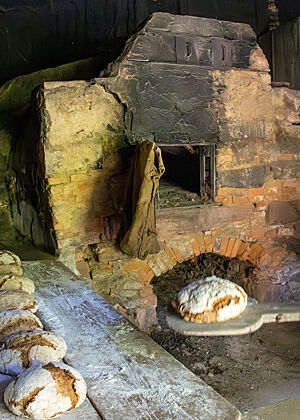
[210,144,216,202]
[199,146,206,197]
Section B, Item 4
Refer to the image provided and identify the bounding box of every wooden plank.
[167,300,300,336]
[22,260,241,420]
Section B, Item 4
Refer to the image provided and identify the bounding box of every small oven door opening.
[156,144,216,209]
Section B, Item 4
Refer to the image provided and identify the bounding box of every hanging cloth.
[120,140,165,259]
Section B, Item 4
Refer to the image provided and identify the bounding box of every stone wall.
[99,13,269,145]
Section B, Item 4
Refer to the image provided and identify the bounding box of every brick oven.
[8,13,300,329]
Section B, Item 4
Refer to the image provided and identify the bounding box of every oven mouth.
[155,144,216,209]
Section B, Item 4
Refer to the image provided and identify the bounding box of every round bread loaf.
[0,251,21,267]
[0,265,23,276]
[0,275,35,294]
[4,361,87,419]
[172,276,248,323]
[0,330,67,376]
[0,290,38,313]
[0,251,23,276]
[0,310,43,342]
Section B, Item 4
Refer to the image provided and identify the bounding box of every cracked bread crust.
[0,265,23,276]
[0,251,23,276]
[0,310,43,342]
[0,251,21,267]
[4,362,87,419]
[0,290,38,313]
[0,330,67,376]
[0,276,35,294]
[172,276,248,323]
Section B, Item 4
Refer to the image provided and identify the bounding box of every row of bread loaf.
[0,250,87,419]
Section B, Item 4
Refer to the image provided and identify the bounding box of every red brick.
[225,239,235,257]
[217,188,236,197]
[219,237,230,256]
[171,246,182,262]
[239,244,252,261]
[279,154,293,160]
[204,235,213,253]
[248,188,265,196]
[195,234,206,253]
[140,262,153,275]
[165,247,178,265]
[230,239,242,258]
[236,241,247,257]
[233,196,249,205]
[190,239,200,256]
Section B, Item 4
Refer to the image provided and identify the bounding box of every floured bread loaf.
[0,373,14,402]
[0,250,21,267]
[0,275,35,294]
[0,290,38,313]
[0,265,23,276]
[0,310,43,342]
[0,330,67,376]
[0,251,23,276]
[4,361,87,419]
[172,276,247,323]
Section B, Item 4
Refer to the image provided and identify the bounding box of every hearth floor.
[155,178,209,209]
[152,304,300,413]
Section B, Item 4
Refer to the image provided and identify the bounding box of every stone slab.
[156,204,253,237]
[167,298,300,336]
[266,200,300,225]
[242,396,300,420]
[20,260,240,420]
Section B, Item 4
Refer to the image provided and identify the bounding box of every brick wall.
[39,81,127,252]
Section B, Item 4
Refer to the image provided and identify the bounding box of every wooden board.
[167,299,300,336]
[19,260,240,420]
